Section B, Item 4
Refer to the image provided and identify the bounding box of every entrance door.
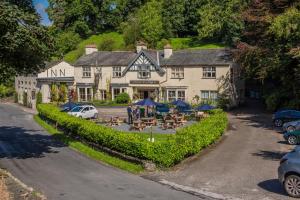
[144,91,149,99]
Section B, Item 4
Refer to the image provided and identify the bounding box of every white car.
[68,105,98,119]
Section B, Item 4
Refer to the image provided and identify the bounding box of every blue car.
[273,110,300,127]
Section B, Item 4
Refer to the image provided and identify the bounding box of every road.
[0,103,200,200]
[153,103,294,200]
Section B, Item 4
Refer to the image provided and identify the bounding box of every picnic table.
[141,117,157,127]
[107,117,122,126]
[131,120,146,131]
[162,119,176,129]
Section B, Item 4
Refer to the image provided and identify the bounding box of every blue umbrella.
[134,98,158,106]
[171,100,190,108]
[196,104,216,111]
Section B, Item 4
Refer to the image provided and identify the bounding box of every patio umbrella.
[171,100,190,108]
[134,98,158,106]
[196,104,216,111]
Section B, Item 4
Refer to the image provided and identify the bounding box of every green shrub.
[0,84,13,98]
[37,104,227,167]
[115,93,130,104]
[23,91,27,106]
[36,91,42,107]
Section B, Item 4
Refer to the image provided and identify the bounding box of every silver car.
[278,146,300,197]
[283,120,300,132]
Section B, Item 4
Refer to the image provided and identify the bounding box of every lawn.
[157,38,226,50]
[34,115,144,173]
[64,32,126,63]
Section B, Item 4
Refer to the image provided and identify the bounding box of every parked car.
[284,130,300,145]
[278,146,300,197]
[283,120,300,132]
[273,110,300,127]
[60,102,79,112]
[68,105,98,119]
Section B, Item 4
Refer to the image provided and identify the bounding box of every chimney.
[85,44,97,55]
[136,41,147,53]
[164,44,173,59]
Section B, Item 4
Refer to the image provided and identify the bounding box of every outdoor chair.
[130,121,146,131]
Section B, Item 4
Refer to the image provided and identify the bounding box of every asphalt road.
[0,103,200,200]
[154,103,294,200]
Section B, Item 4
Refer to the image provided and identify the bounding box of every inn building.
[15,43,244,108]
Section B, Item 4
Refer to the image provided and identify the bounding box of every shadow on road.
[0,126,66,159]
[258,179,287,196]
[252,150,287,161]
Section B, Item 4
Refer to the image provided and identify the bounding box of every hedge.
[37,104,227,167]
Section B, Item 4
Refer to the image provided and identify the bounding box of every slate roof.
[74,49,233,67]
[74,51,137,66]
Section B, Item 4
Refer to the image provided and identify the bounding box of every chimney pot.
[85,44,98,55]
[136,41,147,53]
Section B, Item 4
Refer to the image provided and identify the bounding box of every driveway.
[152,103,294,200]
[0,103,200,200]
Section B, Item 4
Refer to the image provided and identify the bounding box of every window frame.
[171,67,184,79]
[113,66,122,78]
[201,90,218,101]
[82,66,91,78]
[137,66,151,79]
[202,66,216,79]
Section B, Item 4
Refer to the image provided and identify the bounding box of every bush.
[23,91,27,106]
[0,84,13,98]
[36,92,42,107]
[37,104,227,167]
[115,93,130,104]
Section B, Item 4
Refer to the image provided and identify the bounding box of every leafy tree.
[0,1,54,83]
[54,31,81,58]
[197,0,245,44]
[36,91,42,107]
[59,84,68,102]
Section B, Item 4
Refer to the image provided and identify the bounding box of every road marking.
[158,179,243,200]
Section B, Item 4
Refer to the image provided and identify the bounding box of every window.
[171,67,184,79]
[201,90,218,101]
[82,66,91,77]
[168,90,176,102]
[79,88,86,101]
[138,66,150,79]
[87,88,92,101]
[177,90,185,101]
[122,88,127,93]
[113,67,122,78]
[203,67,216,78]
[113,88,121,99]
[31,91,36,100]
[167,89,186,102]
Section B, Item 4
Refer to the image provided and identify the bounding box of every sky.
[33,0,51,26]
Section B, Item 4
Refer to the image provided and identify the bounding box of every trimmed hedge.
[37,104,227,167]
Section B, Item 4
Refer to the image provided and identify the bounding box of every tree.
[0,1,54,83]
[197,0,245,44]
[51,84,59,102]
[59,84,68,103]
[54,31,81,58]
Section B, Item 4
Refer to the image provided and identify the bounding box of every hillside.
[64,32,226,63]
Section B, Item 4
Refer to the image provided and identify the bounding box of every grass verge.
[34,115,144,174]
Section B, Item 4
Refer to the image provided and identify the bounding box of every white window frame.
[167,89,186,102]
[113,67,122,78]
[203,67,216,78]
[138,66,150,79]
[82,66,91,77]
[201,90,218,101]
[171,67,184,79]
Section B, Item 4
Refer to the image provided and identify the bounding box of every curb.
[0,168,46,200]
[157,179,242,200]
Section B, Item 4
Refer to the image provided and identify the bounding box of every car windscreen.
[71,106,83,112]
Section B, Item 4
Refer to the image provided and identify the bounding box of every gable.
[122,50,165,76]
[38,61,74,78]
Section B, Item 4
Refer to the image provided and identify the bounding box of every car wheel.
[274,119,283,127]
[284,175,300,198]
[287,135,298,145]
[93,113,98,119]
[287,126,296,132]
